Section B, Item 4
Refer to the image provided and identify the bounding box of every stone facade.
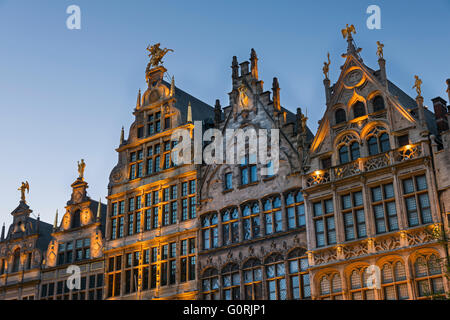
[0,34,449,301]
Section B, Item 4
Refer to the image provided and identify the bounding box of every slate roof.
[161,80,215,124]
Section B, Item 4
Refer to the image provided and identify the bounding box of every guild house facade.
[0,26,449,300]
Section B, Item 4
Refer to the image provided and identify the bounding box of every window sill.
[222,189,234,194]
[237,181,259,189]
[262,175,276,182]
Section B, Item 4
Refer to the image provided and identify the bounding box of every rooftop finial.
[146,43,174,69]
[18,181,29,203]
[376,41,384,59]
[1,223,5,241]
[77,159,86,180]
[413,75,423,98]
[187,102,192,123]
[250,48,258,80]
[120,126,124,145]
[96,198,102,220]
[341,24,361,57]
[54,209,58,229]
[272,78,281,112]
[170,76,175,97]
[322,53,331,80]
[136,89,141,109]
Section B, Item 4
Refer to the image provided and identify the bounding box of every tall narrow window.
[350,142,360,161]
[222,264,240,300]
[371,183,398,234]
[335,108,346,124]
[241,202,260,240]
[372,95,385,112]
[286,191,305,229]
[265,254,286,300]
[402,175,432,227]
[222,208,239,245]
[341,191,366,241]
[352,101,366,118]
[288,249,310,300]
[313,199,335,247]
[243,259,263,300]
[263,196,283,235]
[201,212,218,250]
[201,268,219,300]
[339,145,349,164]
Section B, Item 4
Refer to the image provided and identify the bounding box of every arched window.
[339,145,349,164]
[335,108,346,124]
[12,249,20,273]
[350,142,360,160]
[241,202,260,240]
[71,210,81,229]
[201,268,219,300]
[348,267,375,300]
[367,127,391,156]
[243,258,262,300]
[414,254,445,298]
[381,261,409,300]
[372,95,385,112]
[222,263,240,300]
[265,253,286,300]
[287,248,310,300]
[352,101,366,118]
[319,273,343,300]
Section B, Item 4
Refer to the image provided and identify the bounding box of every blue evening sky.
[0,0,449,228]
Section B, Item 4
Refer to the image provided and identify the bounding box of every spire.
[54,209,58,230]
[214,99,222,125]
[96,198,102,221]
[136,89,141,109]
[1,223,5,241]
[272,77,281,112]
[250,49,258,80]
[341,24,362,58]
[446,79,450,103]
[187,102,192,123]
[231,56,239,79]
[120,126,124,145]
[170,76,175,97]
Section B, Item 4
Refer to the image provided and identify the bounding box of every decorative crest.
[146,43,174,69]
[322,52,331,80]
[376,41,384,59]
[18,181,29,203]
[412,75,423,97]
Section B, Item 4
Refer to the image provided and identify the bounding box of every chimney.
[432,96,449,134]
[136,89,141,109]
[53,210,58,230]
[231,56,239,80]
[240,61,250,77]
[96,199,102,221]
[187,102,192,123]
[120,126,125,145]
[1,223,5,241]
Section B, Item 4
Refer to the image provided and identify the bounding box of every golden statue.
[341,24,356,40]
[77,159,86,180]
[238,84,249,108]
[322,52,331,80]
[412,75,423,97]
[146,43,174,68]
[18,181,29,203]
[376,41,384,59]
